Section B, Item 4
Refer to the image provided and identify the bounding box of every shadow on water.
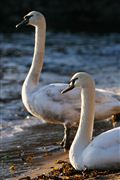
[0,32,120,178]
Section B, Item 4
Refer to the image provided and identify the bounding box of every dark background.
[1,0,120,33]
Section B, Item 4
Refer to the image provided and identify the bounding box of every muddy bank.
[15,120,120,180]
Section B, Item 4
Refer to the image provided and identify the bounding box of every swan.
[16,11,120,149]
[61,72,120,170]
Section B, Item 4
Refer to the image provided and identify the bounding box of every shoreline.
[13,119,120,180]
[14,150,69,179]
[13,149,120,180]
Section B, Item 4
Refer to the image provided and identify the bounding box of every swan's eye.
[24,15,33,20]
[69,78,78,86]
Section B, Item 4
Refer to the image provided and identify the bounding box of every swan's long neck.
[23,19,46,91]
[69,80,95,167]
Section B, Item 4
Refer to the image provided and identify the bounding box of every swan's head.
[16,11,45,28]
[61,72,94,94]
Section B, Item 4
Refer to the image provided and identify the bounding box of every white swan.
[61,72,120,170]
[16,11,120,149]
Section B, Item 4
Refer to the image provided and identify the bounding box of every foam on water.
[1,116,45,141]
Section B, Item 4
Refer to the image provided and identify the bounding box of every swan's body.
[62,72,120,170]
[16,11,120,148]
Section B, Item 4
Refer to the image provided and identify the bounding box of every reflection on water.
[0,32,120,178]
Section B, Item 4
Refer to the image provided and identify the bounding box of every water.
[0,32,120,179]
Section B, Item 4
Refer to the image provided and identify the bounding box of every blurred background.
[1,0,120,32]
[1,1,120,179]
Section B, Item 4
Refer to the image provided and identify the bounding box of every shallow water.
[0,32,120,179]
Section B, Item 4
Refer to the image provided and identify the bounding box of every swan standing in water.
[62,72,120,170]
[16,11,120,149]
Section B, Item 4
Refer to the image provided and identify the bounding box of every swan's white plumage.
[24,81,120,125]
[81,127,120,169]
[63,72,120,170]
[17,11,120,147]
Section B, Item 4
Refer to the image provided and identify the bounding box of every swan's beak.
[61,77,78,94]
[61,84,74,94]
[16,19,28,28]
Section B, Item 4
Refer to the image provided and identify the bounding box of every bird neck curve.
[24,18,46,91]
[69,80,95,168]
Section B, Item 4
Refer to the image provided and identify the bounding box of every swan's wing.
[83,127,120,169]
[95,89,120,119]
[30,83,120,123]
[31,83,81,124]
[95,88,120,103]
[91,127,120,148]
[39,85,120,105]
[35,83,81,107]
[46,83,80,103]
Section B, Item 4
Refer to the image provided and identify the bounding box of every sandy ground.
[14,151,68,179]
[14,150,120,180]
